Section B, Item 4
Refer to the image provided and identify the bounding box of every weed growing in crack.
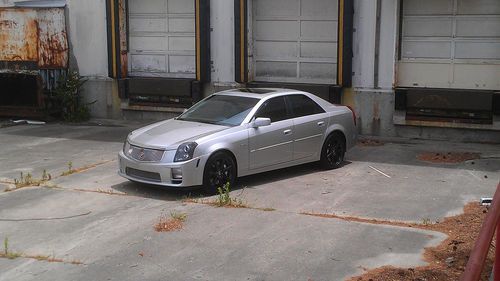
[14,172,32,187]
[216,182,232,207]
[11,171,51,190]
[215,182,248,208]
[4,237,8,256]
[422,218,432,225]
[1,237,82,264]
[41,170,52,181]
[2,237,21,260]
[61,161,77,176]
[169,211,187,222]
[182,184,274,210]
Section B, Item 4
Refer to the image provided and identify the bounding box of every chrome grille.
[126,144,164,162]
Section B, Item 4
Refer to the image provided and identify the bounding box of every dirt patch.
[417,152,480,164]
[301,212,413,228]
[347,203,493,281]
[359,139,385,147]
[154,212,187,232]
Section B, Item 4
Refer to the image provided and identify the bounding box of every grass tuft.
[154,211,188,232]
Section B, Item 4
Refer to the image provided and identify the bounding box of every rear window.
[254,96,289,122]
[287,95,325,118]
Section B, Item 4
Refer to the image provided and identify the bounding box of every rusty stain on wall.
[118,0,128,77]
[0,7,68,69]
[37,8,68,68]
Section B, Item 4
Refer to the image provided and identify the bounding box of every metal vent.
[125,167,161,182]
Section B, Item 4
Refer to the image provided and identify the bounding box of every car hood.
[128,119,229,150]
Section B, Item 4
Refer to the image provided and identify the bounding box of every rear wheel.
[203,151,236,194]
[320,132,346,170]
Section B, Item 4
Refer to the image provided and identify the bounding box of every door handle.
[283,129,292,135]
[317,121,325,127]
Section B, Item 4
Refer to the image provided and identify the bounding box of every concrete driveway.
[0,121,498,281]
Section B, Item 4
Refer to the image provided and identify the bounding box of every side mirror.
[252,117,271,128]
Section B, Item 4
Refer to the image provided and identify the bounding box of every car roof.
[215,88,304,99]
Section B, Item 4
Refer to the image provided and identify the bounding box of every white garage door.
[398,0,500,90]
[128,0,195,78]
[252,0,339,84]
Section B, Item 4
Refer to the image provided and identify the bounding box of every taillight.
[346,105,357,126]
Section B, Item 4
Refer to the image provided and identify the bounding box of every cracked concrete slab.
[46,161,126,193]
[0,123,141,181]
[0,188,445,281]
[0,183,12,192]
[1,121,498,281]
[232,141,500,222]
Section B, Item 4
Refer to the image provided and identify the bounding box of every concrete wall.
[210,0,236,85]
[65,0,120,119]
[66,0,108,77]
[81,78,122,119]
[350,0,398,137]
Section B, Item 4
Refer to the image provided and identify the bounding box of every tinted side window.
[287,95,325,118]
[255,97,288,122]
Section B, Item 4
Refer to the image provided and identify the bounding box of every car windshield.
[177,95,259,126]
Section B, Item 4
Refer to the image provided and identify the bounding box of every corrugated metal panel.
[0,7,68,69]
[252,0,339,84]
[128,0,196,78]
[398,0,500,90]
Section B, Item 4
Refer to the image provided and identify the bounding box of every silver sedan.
[118,88,357,193]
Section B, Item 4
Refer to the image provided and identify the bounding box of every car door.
[248,96,294,170]
[286,95,329,160]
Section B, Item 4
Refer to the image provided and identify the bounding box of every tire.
[320,132,346,170]
[203,151,237,194]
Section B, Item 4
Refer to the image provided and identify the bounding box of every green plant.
[42,170,51,181]
[4,237,8,256]
[422,218,432,225]
[12,170,52,190]
[14,172,34,188]
[2,237,20,259]
[61,161,76,176]
[216,182,232,207]
[170,211,187,222]
[51,71,92,122]
[214,183,248,208]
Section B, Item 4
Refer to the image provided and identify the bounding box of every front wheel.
[203,151,236,194]
[320,132,346,170]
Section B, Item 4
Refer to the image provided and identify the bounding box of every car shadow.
[235,161,352,190]
[109,161,353,201]
[111,180,205,201]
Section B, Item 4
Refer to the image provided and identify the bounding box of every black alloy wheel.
[203,151,236,194]
[320,132,346,170]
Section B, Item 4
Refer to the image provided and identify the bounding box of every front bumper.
[118,151,206,187]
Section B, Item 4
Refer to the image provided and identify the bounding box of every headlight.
[123,140,132,155]
[174,142,198,162]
